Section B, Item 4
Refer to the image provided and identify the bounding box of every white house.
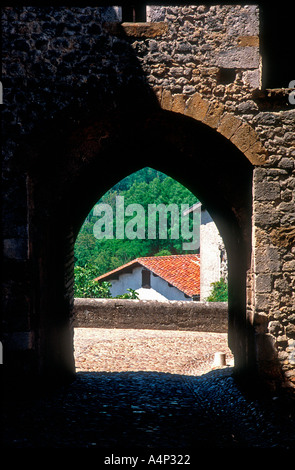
[95,254,201,301]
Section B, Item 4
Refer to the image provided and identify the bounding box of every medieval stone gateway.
[1,4,295,395]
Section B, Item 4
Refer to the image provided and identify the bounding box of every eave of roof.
[95,254,200,297]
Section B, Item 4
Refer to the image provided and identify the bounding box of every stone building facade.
[1,5,295,392]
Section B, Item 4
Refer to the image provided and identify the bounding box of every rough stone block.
[255,294,271,311]
[255,181,280,201]
[282,260,295,272]
[230,122,258,153]
[171,93,186,114]
[184,92,209,121]
[161,89,172,111]
[244,139,267,165]
[268,320,283,335]
[271,226,295,248]
[255,246,281,273]
[217,113,242,139]
[286,324,295,339]
[278,158,294,171]
[202,101,224,129]
[237,36,259,47]
[242,69,261,89]
[254,209,277,226]
[121,22,168,38]
[215,47,260,69]
[256,273,272,293]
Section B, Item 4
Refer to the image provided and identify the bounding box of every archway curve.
[158,90,268,167]
[67,105,254,254]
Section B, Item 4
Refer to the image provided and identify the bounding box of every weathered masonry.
[73,299,228,332]
[1,5,295,393]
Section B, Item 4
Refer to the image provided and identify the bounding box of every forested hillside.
[74,168,199,277]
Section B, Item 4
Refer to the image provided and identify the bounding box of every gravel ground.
[2,328,295,451]
[74,328,234,375]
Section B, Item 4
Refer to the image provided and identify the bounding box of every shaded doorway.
[23,102,253,384]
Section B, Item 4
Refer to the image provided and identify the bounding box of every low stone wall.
[73,298,228,333]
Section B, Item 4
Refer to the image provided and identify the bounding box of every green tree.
[206,278,228,302]
[74,264,111,298]
[74,264,140,299]
[74,167,199,275]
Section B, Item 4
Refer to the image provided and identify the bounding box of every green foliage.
[206,278,228,302]
[74,167,199,277]
[74,264,111,298]
[115,289,139,299]
[153,249,172,257]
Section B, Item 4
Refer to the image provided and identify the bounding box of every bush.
[74,264,111,298]
[206,278,228,302]
[115,289,139,299]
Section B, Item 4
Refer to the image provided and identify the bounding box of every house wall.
[200,210,227,300]
[110,266,192,301]
[110,266,142,297]
[150,272,192,301]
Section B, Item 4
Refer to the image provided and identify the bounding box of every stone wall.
[73,298,228,333]
[146,5,261,92]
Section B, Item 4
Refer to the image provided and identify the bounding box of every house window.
[122,4,146,22]
[142,269,151,288]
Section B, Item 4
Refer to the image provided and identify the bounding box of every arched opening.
[73,166,231,374]
[23,101,253,384]
[74,167,201,297]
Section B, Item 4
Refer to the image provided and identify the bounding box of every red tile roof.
[95,254,200,297]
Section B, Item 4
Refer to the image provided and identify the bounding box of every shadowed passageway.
[3,369,295,450]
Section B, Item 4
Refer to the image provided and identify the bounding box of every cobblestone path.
[2,329,295,451]
[3,369,295,451]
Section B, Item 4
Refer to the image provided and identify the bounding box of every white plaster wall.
[110,266,142,297]
[150,273,191,301]
[200,214,223,301]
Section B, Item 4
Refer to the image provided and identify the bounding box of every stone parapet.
[73,298,228,333]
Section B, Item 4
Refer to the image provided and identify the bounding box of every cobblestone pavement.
[73,328,234,376]
[2,329,295,451]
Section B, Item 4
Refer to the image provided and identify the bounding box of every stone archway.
[3,85,272,391]
[24,97,256,383]
[2,4,294,398]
